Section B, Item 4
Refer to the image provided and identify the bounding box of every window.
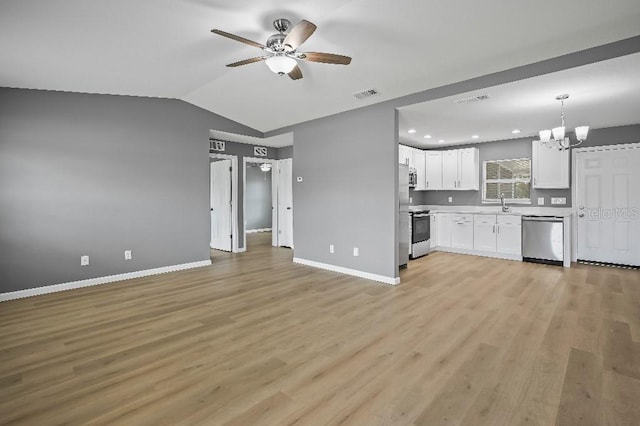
[483,158,531,203]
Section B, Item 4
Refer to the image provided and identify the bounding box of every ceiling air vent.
[452,94,490,104]
[353,88,380,100]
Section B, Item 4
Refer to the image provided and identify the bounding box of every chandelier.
[539,94,589,150]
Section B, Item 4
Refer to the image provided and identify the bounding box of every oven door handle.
[413,213,431,218]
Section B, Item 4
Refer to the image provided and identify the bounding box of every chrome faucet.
[500,193,510,213]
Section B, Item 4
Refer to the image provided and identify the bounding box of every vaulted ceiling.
[2,0,640,133]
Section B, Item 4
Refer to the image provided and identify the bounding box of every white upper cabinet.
[442,150,459,190]
[413,149,427,190]
[532,140,569,188]
[425,151,443,190]
[442,148,479,190]
[458,148,480,190]
[399,144,411,166]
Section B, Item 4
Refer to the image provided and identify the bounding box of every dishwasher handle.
[522,216,564,222]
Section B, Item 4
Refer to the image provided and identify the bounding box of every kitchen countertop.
[410,205,573,217]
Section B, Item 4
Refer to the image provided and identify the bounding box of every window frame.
[482,157,532,204]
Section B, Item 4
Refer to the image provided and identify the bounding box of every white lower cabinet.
[496,215,522,256]
[437,214,452,247]
[434,212,522,261]
[473,215,497,252]
[450,214,474,249]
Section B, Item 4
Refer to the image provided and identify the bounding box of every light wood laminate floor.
[1,232,639,425]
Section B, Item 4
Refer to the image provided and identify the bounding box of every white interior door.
[277,158,294,248]
[576,146,640,266]
[210,159,232,252]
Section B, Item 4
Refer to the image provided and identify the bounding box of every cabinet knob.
[578,213,585,218]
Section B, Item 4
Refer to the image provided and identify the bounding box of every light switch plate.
[538,197,545,205]
[353,247,359,257]
[448,197,453,203]
[329,244,334,254]
[81,255,89,266]
[551,197,567,205]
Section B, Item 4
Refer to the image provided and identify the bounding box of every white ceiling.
[398,52,640,148]
[2,0,640,134]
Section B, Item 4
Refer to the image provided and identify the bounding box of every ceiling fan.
[211,18,351,80]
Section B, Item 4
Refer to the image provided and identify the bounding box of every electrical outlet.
[353,247,359,257]
[124,250,132,260]
[329,244,334,254]
[538,197,545,205]
[551,197,566,205]
[81,255,89,266]
[448,197,453,203]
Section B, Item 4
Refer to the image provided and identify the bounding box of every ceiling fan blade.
[211,29,265,50]
[288,65,303,80]
[226,57,266,67]
[283,20,317,51]
[300,52,351,65]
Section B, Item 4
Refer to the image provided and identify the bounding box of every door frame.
[570,142,640,262]
[242,156,278,249]
[210,153,241,253]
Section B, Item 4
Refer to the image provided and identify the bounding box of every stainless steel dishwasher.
[521,216,564,266]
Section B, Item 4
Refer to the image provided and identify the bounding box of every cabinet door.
[399,144,409,165]
[442,150,459,190]
[451,214,474,249]
[458,148,479,190]
[473,216,497,252]
[437,214,452,247]
[430,214,438,248]
[407,146,415,169]
[425,151,443,190]
[414,149,427,190]
[532,141,569,188]
[497,216,522,255]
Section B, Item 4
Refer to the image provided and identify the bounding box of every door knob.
[579,206,584,210]
[578,213,585,218]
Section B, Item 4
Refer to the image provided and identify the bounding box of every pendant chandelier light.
[539,94,589,151]
[259,163,272,172]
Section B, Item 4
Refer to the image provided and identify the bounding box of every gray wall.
[209,139,291,248]
[245,165,272,230]
[265,36,640,280]
[0,87,261,293]
[417,124,640,207]
[277,145,293,159]
[289,104,398,279]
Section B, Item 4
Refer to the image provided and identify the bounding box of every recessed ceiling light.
[424,134,432,139]
[471,135,479,139]
[512,129,521,134]
[438,139,445,143]
[408,129,416,134]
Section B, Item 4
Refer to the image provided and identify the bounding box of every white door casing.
[210,159,232,252]
[242,157,277,249]
[575,145,640,266]
[277,158,294,248]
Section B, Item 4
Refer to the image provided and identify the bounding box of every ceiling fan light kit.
[539,94,589,150]
[211,17,351,80]
[265,54,297,75]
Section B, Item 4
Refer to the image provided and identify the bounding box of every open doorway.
[243,157,294,251]
[243,157,275,252]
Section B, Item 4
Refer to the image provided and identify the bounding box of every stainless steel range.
[410,210,430,259]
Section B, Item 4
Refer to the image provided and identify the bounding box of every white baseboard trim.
[245,228,272,234]
[0,260,212,302]
[293,257,400,285]
[435,247,522,262]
